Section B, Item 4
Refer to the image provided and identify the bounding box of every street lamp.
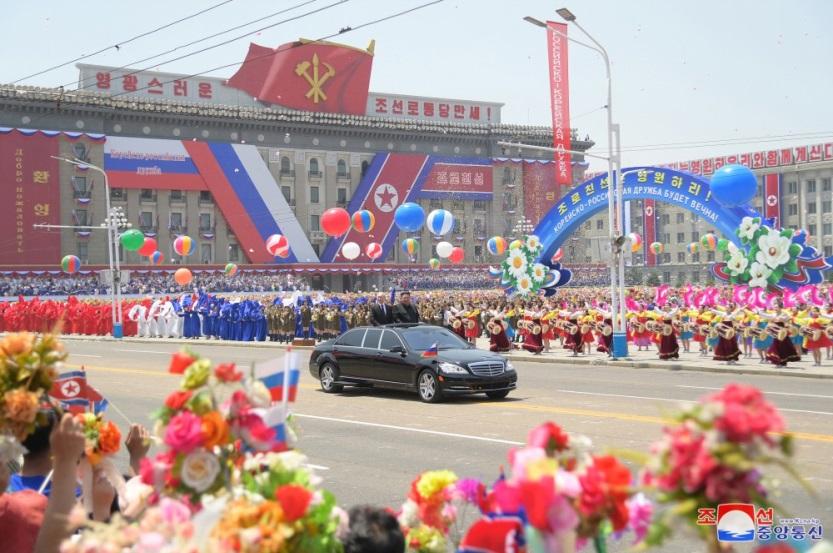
[521,8,627,358]
[52,156,125,338]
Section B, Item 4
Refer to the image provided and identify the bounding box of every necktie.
[382,305,386,316]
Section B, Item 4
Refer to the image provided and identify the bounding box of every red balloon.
[449,247,465,264]
[138,237,158,257]
[321,207,351,237]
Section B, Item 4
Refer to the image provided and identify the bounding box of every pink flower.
[707,384,784,443]
[164,411,204,453]
[135,532,166,553]
[139,451,176,490]
[626,493,653,544]
[508,446,546,480]
[159,497,192,525]
[527,421,570,454]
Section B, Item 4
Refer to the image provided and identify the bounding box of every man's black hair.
[400,291,410,297]
[343,505,405,553]
[21,408,57,457]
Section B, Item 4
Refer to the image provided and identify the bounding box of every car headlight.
[505,361,515,373]
[439,362,468,375]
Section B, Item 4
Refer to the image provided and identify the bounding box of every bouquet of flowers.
[0,332,65,440]
[398,470,460,552]
[641,383,800,549]
[76,412,121,466]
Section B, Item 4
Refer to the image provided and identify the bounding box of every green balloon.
[120,229,145,251]
[717,238,729,251]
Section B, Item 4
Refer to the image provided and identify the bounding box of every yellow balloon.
[509,239,524,250]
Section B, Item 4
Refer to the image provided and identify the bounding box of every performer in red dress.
[801,309,832,366]
[712,308,741,364]
[488,318,511,353]
[522,317,544,354]
[763,313,801,367]
[655,307,679,360]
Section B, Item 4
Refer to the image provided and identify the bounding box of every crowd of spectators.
[384,269,497,290]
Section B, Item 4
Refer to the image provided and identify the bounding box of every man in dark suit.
[370,294,394,326]
[393,291,420,324]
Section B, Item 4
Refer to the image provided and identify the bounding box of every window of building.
[808,202,817,214]
[429,199,443,210]
[452,200,464,211]
[312,243,320,256]
[676,232,685,243]
[824,223,832,235]
[707,252,715,261]
[787,181,797,194]
[807,179,817,193]
[140,188,154,200]
[596,219,604,230]
[663,253,671,263]
[281,186,292,203]
[692,253,700,262]
[310,186,320,204]
[677,252,685,262]
[663,233,671,243]
[170,189,184,201]
[280,156,291,175]
[826,246,833,257]
[692,271,700,282]
[584,221,592,230]
[691,230,700,241]
[690,213,698,223]
[77,242,88,261]
[502,167,512,184]
[199,213,211,231]
[662,271,671,283]
[309,158,321,177]
[474,245,483,257]
[72,142,88,161]
[473,200,487,211]
[823,178,832,192]
[310,215,320,232]
[676,213,685,224]
[228,244,239,262]
[75,209,88,226]
[71,176,87,197]
[361,160,369,178]
[139,211,153,228]
[200,243,212,264]
[170,212,183,230]
[199,190,212,203]
[661,214,670,225]
[337,188,347,205]
[337,159,348,177]
[110,188,125,200]
[633,254,643,265]
[788,204,798,216]
[809,224,817,236]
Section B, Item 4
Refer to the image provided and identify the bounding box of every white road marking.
[294,414,523,446]
[305,463,330,471]
[556,389,833,416]
[676,385,833,400]
[71,354,103,358]
[115,349,172,354]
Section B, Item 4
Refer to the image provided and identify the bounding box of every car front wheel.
[485,389,510,400]
[418,370,443,403]
[319,363,343,393]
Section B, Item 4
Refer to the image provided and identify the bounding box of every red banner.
[227,40,373,116]
[643,199,657,267]
[0,130,61,265]
[421,162,493,196]
[546,21,572,187]
[763,173,781,228]
[522,162,558,226]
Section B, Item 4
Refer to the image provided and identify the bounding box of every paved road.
[65,340,833,552]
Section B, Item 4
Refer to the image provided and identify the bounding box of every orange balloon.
[174,267,193,286]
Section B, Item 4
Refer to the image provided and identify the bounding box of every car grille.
[467,361,505,377]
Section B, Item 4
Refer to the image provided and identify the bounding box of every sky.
[4,0,832,171]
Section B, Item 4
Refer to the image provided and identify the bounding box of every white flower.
[531,263,548,283]
[748,261,772,288]
[507,249,528,279]
[756,230,792,270]
[181,449,220,492]
[727,241,739,255]
[726,251,749,276]
[516,275,533,295]
[738,216,760,241]
[398,499,420,528]
[526,235,541,251]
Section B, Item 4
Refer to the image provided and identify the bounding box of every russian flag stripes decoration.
[254,351,301,403]
[422,342,439,359]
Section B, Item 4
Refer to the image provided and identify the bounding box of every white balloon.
[426,209,454,235]
[341,241,360,260]
[436,241,454,259]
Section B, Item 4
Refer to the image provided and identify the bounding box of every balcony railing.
[279,169,295,178]
[308,170,323,179]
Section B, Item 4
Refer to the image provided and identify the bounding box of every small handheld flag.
[422,343,439,358]
[254,351,300,403]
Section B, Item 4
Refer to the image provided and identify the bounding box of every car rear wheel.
[485,389,510,400]
[418,370,443,403]
[319,363,343,393]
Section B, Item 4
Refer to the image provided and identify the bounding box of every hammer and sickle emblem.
[295,53,336,104]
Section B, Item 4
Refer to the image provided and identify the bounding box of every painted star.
[61,381,80,397]
[376,185,396,208]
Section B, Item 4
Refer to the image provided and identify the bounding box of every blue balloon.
[393,202,425,232]
[710,164,757,207]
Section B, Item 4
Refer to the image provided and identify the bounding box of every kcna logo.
[698,503,824,543]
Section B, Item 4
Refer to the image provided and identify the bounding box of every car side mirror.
[389,345,405,355]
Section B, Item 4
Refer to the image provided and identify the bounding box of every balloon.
[149,251,164,266]
[174,268,192,286]
[401,238,419,255]
[551,247,563,263]
[717,238,730,251]
[628,232,642,244]
[710,164,757,207]
[341,241,360,260]
[509,239,524,251]
[393,202,425,232]
[265,234,290,258]
[649,242,664,255]
[436,241,454,259]
[120,229,145,252]
[61,255,81,274]
[429,258,440,269]
[700,233,717,251]
[487,236,507,256]
[687,242,699,254]
[351,210,375,233]
[224,263,238,277]
[449,246,465,264]
[366,242,383,260]
[321,207,351,237]
[173,235,194,256]
[426,209,454,235]
[138,237,157,257]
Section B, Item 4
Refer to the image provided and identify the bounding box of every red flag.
[546,21,573,188]
[227,39,374,115]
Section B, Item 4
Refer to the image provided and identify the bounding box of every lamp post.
[522,9,627,358]
[52,157,125,338]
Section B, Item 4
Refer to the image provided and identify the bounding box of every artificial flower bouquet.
[0,332,65,440]
[76,412,121,466]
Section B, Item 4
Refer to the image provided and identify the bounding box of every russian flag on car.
[422,343,439,358]
[254,351,300,403]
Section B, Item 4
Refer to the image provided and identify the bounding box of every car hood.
[435,348,505,366]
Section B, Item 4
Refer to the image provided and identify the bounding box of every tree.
[646,273,661,286]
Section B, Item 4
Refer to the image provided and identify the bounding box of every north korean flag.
[49,369,94,413]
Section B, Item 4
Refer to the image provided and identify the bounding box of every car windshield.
[400,326,470,351]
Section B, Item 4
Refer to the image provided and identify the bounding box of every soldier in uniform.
[300,302,312,340]
[266,303,280,342]
[282,306,296,343]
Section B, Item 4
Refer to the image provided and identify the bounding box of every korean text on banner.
[546,21,573,188]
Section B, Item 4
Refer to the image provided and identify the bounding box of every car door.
[352,328,382,379]
[373,330,415,385]
[331,329,366,380]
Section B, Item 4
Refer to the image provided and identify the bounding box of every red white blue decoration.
[265,234,290,258]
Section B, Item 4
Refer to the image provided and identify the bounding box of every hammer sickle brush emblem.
[295,53,335,103]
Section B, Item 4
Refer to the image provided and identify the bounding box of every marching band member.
[711,306,742,364]
[758,310,801,367]
[487,317,512,353]
[678,309,694,353]
[801,308,832,366]
[752,315,773,363]
[693,306,711,356]
[653,305,679,360]
[631,309,652,351]
[521,314,545,355]
[464,305,481,345]
[595,307,614,356]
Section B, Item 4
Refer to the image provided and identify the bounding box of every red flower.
[164,390,193,411]
[578,456,632,532]
[527,421,569,455]
[519,476,556,531]
[214,363,242,383]
[275,484,312,522]
[169,351,197,374]
[707,384,784,443]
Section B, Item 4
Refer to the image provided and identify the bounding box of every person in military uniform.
[266,303,280,342]
[324,306,338,340]
[282,306,296,343]
[300,303,312,340]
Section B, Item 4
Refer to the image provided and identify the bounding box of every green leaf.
[789,244,802,256]
[786,260,799,274]
[781,229,793,238]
